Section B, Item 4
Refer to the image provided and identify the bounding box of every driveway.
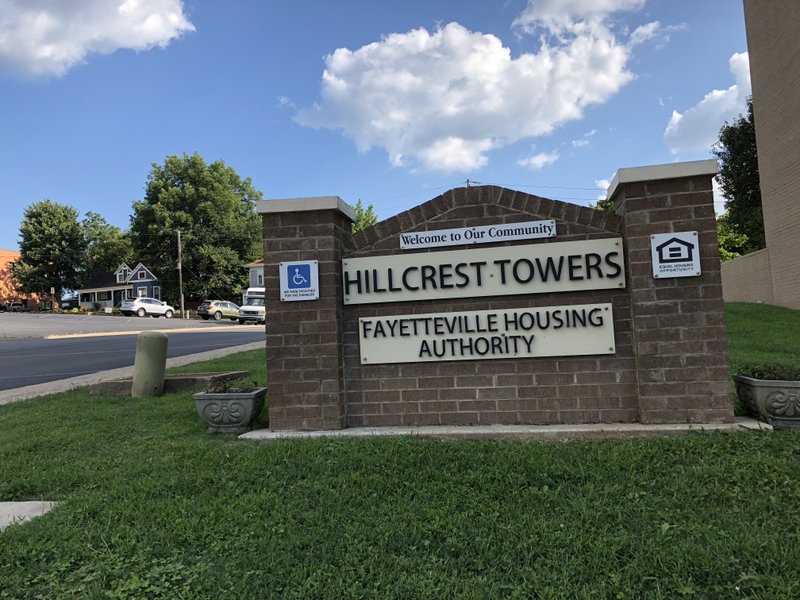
[0,312,246,340]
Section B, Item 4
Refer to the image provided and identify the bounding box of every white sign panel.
[650,231,701,278]
[359,303,615,364]
[343,238,625,305]
[279,260,319,301]
[400,220,556,250]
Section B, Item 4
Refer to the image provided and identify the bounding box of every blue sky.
[0,0,749,252]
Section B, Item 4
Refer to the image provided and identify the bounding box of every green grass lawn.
[0,302,799,598]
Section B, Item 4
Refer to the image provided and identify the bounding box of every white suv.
[121,297,175,318]
[238,296,265,324]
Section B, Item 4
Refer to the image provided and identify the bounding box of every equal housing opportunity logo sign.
[650,231,701,278]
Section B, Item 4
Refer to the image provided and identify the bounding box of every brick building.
[0,250,40,309]
[722,1,800,309]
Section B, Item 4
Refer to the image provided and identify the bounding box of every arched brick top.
[348,185,622,256]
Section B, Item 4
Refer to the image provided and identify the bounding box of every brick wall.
[743,0,800,310]
[721,249,773,304]
[340,186,639,427]
[612,174,733,423]
[262,205,352,430]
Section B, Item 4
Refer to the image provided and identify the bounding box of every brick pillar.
[608,160,734,424]
[257,197,355,430]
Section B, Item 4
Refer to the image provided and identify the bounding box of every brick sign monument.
[258,160,733,431]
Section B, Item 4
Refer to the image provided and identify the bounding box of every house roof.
[82,271,122,290]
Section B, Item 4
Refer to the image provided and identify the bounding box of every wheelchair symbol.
[286,263,312,289]
[292,268,308,286]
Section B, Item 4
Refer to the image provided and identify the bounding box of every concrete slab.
[0,501,57,531]
[240,417,771,442]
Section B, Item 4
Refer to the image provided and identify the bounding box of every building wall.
[721,248,773,304]
[0,250,40,308]
[743,0,800,309]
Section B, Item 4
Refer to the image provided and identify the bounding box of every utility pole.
[177,230,185,319]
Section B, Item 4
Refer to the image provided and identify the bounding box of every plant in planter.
[193,379,266,433]
[733,364,800,429]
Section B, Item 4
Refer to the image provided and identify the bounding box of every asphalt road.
[0,329,265,391]
[0,313,266,392]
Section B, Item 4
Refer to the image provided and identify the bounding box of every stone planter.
[733,376,800,429]
[193,387,266,433]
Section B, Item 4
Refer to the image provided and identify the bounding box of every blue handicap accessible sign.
[287,263,311,289]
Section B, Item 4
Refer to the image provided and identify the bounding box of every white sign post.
[650,231,701,278]
[279,260,319,301]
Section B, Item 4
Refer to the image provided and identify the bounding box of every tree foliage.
[82,212,133,274]
[716,213,749,263]
[11,200,87,299]
[352,199,378,233]
[713,99,765,253]
[129,153,262,302]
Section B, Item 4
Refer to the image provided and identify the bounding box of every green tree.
[11,200,87,300]
[590,197,615,213]
[716,213,749,263]
[713,98,765,253]
[129,152,262,302]
[82,212,133,274]
[352,199,378,233]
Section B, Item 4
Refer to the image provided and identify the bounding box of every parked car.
[238,296,265,324]
[120,297,175,318]
[197,300,240,321]
[8,301,30,313]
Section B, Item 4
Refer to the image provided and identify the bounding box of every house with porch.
[77,262,162,309]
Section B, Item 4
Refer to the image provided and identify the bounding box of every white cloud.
[513,0,646,32]
[572,139,589,148]
[595,178,611,190]
[664,52,751,154]
[629,21,685,48]
[595,177,612,200]
[0,0,194,77]
[297,19,635,172]
[518,151,559,170]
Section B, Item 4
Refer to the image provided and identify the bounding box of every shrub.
[734,363,800,380]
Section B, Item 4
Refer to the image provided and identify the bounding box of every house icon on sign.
[656,237,694,263]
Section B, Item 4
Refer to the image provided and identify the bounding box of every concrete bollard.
[131,331,168,397]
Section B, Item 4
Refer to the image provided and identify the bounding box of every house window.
[137,287,147,297]
[257,274,263,286]
[138,271,146,280]
[152,286,161,300]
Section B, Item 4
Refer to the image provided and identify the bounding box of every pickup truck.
[8,301,31,312]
